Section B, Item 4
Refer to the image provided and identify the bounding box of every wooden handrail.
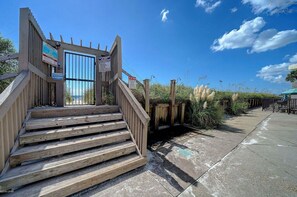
[0,70,31,171]
[0,71,30,120]
[117,78,150,157]
[118,79,150,125]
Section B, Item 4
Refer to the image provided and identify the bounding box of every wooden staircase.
[0,105,146,196]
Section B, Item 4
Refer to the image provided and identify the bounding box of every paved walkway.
[75,109,297,197]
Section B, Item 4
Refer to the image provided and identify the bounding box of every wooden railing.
[0,8,50,172]
[0,71,30,171]
[117,79,150,157]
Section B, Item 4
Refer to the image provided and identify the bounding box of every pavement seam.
[177,111,273,196]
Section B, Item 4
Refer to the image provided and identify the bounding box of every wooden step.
[20,121,127,145]
[30,105,119,118]
[25,113,123,130]
[0,141,136,191]
[10,130,131,166]
[3,154,146,197]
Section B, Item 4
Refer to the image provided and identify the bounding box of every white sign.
[128,76,137,89]
[99,56,111,72]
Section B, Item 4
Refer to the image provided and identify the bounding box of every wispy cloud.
[256,63,289,83]
[195,0,221,13]
[251,29,297,53]
[256,53,297,83]
[211,17,297,53]
[242,0,297,15]
[160,9,169,22]
[290,53,297,63]
[231,7,238,13]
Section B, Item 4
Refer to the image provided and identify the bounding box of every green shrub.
[189,85,224,129]
[230,100,249,115]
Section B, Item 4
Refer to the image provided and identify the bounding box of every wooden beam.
[47,40,109,56]
[0,53,19,62]
[144,79,150,114]
[105,45,108,51]
[28,63,47,81]
[19,8,30,71]
[49,33,54,40]
[71,37,73,45]
[89,42,92,48]
[98,43,100,50]
[80,39,82,46]
[60,35,64,43]
[109,73,118,85]
[169,80,176,127]
[0,73,18,81]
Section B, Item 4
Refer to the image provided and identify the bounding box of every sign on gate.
[99,56,111,72]
[128,76,137,89]
[42,42,58,67]
[52,73,64,80]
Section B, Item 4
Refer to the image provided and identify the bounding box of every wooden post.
[95,57,102,105]
[154,105,159,131]
[180,103,185,125]
[169,80,176,127]
[19,8,30,71]
[116,36,122,80]
[144,79,150,114]
[55,47,64,107]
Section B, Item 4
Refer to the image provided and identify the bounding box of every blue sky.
[1,0,297,94]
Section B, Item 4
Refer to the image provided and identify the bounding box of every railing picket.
[3,115,10,159]
[0,120,4,170]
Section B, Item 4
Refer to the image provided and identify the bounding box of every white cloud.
[256,63,289,83]
[212,17,297,53]
[251,29,297,53]
[195,0,221,13]
[160,9,169,22]
[289,53,297,63]
[211,17,265,51]
[242,0,297,14]
[231,7,238,13]
[256,53,297,83]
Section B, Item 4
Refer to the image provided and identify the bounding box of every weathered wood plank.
[32,106,114,119]
[0,141,135,191]
[5,154,146,197]
[20,121,127,145]
[26,113,123,130]
[0,53,19,62]
[0,73,18,81]
[10,130,131,166]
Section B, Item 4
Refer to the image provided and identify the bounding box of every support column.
[19,8,30,71]
[56,47,64,107]
[144,79,150,114]
[169,80,176,127]
[96,57,102,105]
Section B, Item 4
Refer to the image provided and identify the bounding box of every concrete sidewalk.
[75,109,297,197]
